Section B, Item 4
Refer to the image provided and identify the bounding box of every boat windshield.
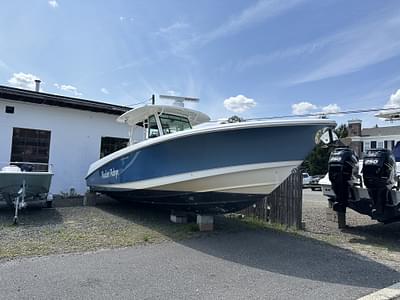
[159,113,192,135]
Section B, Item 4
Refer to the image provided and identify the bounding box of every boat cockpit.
[117,105,210,144]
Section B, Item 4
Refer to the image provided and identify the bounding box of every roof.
[0,85,131,115]
[362,125,400,137]
[117,105,211,126]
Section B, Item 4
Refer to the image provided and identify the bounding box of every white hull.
[92,160,302,195]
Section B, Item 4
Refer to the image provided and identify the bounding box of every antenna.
[159,95,199,107]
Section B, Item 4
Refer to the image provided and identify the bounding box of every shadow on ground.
[97,201,400,290]
[343,222,400,252]
[0,203,63,226]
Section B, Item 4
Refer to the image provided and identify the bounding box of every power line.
[126,96,153,107]
[244,106,400,121]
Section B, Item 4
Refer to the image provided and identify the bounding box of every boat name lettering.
[101,168,119,179]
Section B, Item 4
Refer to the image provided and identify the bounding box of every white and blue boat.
[86,104,335,214]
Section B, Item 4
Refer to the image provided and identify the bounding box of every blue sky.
[1,0,400,126]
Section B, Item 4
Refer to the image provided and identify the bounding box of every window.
[10,127,51,171]
[148,115,160,138]
[159,114,191,135]
[377,141,383,149]
[5,106,14,114]
[100,137,129,158]
[364,141,370,151]
[370,141,377,149]
[384,140,395,149]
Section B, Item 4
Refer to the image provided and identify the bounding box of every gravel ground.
[0,201,204,260]
[301,189,400,271]
[1,191,399,275]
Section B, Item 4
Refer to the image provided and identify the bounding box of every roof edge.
[0,85,131,115]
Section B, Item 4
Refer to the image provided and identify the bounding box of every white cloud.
[170,0,305,53]
[384,89,400,108]
[292,101,342,115]
[119,16,134,22]
[201,0,305,44]
[8,72,40,90]
[291,13,400,84]
[48,0,58,8]
[54,83,82,97]
[321,103,341,114]
[224,95,257,113]
[100,87,109,94]
[158,22,189,35]
[291,101,317,115]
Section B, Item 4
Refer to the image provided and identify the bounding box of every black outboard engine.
[328,148,359,212]
[362,149,396,219]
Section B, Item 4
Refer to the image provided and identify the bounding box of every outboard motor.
[362,149,396,219]
[328,148,359,212]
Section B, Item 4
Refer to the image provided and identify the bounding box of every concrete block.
[83,192,97,206]
[170,213,188,224]
[197,215,214,231]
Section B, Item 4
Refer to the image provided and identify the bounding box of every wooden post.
[241,168,303,229]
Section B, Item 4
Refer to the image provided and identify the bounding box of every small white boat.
[0,162,53,223]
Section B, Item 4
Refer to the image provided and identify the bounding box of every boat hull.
[103,189,265,214]
[0,172,53,205]
[87,122,331,214]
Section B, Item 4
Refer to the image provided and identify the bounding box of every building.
[348,119,400,157]
[0,84,141,195]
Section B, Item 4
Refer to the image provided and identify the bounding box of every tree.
[301,124,349,175]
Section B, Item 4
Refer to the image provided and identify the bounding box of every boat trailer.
[13,179,27,224]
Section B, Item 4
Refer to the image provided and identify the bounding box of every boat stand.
[13,179,26,225]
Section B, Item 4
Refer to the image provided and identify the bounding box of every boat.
[86,101,336,214]
[0,162,53,223]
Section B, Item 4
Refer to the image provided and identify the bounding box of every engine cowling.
[362,149,396,218]
[328,148,359,211]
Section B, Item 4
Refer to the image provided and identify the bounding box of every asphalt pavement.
[1,229,399,299]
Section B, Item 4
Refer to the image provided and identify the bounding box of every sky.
[1,0,400,127]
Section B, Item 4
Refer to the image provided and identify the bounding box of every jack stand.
[13,179,26,225]
[196,215,214,231]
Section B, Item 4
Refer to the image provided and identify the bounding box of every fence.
[240,168,303,229]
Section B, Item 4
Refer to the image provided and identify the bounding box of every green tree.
[302,124,349,175]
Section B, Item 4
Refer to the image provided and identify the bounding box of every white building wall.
[0,99,142,195]
[359,135,399,151]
